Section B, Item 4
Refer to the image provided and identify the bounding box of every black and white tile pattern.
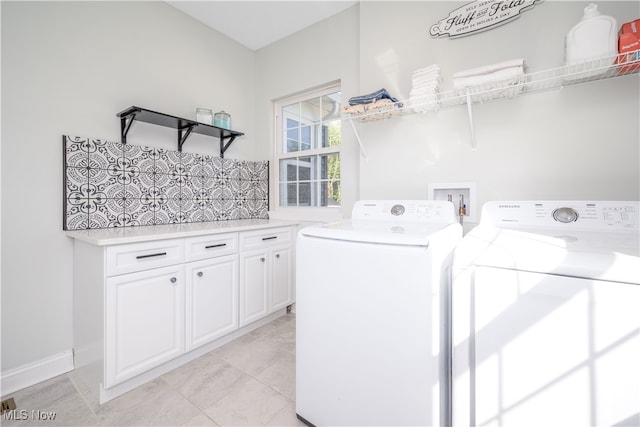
[63,135,269,230]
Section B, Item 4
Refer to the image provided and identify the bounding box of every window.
[275,84,341,208]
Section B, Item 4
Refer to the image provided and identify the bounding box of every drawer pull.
[136,252,167,260]
[170,277,177,283]
[205,243,227,249]
[262,236,277,241]
[197,272,203,277]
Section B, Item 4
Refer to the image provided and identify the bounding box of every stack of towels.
[343,88,402,121]
[409,64,442,113]
[452,58,526,101]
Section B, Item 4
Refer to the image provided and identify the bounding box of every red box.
[616,19,640,73]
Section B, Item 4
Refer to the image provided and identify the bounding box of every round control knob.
[552,207,579,223]
[391,204,405,216]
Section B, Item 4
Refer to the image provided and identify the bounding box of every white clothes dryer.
[452,201,640,427]
[296,200,462,427]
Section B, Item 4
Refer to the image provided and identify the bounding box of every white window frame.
[271,82,342,220]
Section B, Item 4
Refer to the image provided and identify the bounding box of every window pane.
[283,105,299,122]
[299,182,311,206]
[300,98,321,125]
[298,156,313,181]
[300,126,311,151]
[326,120,341,148]
[320,153,340,180]
[285,183,297,206]
[286,117,298,129]
[321,94,341,121]
[285,127,299,152]
[286,163,297,181]
[321,180,341,206]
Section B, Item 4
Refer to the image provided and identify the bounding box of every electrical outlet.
[1,398,17,414]
[428,182,478,223]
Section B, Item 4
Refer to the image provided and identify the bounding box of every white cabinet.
[72,222,296,404]
[239,227,294,327]
[105,265,185,388]
[239,250,269,326]
[186,254,238,351]
[184,233,240,350]
[270,245,293,312]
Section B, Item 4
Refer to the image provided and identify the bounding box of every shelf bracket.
[220,135,237,158]
[177,124,196,152]
[120,109,140,145]
[347,115,367,159]
[465,87,477,151]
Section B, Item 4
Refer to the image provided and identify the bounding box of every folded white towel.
[453,58,524,79]
[410,86,440,96]
[413,76,439,83]
[409,64,442,113]
[413,74,440,83]
[453,66,524,90]
[413,71,440,80]
[413,65,440,75]
[412,84,439,91]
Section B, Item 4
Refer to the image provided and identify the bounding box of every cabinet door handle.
[136,252,167,260]
[262,236,277,241]
[197,272,203,277]
[170,277,177,283]
[275,254,280,259]
[260,257,266,262]
[205,243,227,249]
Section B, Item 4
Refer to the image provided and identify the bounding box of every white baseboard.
[0,351,74,396]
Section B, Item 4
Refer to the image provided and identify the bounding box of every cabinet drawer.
[185,233,238,262]
[239,227,292,251]
[106,239,185,276]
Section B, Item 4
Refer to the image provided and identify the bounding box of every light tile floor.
[1,314,304,427]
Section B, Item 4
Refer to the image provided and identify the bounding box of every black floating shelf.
[117,106,244,158]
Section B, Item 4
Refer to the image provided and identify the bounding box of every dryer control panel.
[352,200,457,223]
[480,201,639,231]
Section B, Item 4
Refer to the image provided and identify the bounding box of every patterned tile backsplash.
[63,135,269,230]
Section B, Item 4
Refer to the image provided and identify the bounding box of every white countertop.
[66,219,300,246]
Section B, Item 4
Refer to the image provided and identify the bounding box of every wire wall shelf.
[344,50,640,123]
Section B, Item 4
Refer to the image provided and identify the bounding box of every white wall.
[1,1,255,377]
[357,1,639,230]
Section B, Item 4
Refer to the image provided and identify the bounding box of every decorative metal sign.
[430,0,541,38]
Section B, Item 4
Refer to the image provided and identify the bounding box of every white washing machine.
[296,200,462,427]
[452,201,640,427]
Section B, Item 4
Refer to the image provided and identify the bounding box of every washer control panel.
[481,201,639,231]
[352,200,457,223]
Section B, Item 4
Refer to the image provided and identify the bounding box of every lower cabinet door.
[239,250,269,327]
[186,254,239,350]
[270,245,292,312]
[105,265,185,388]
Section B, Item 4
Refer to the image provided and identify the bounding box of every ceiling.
[166,1,358,51]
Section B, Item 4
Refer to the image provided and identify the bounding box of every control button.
[552,207,579,223]
[390,204,405,216]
